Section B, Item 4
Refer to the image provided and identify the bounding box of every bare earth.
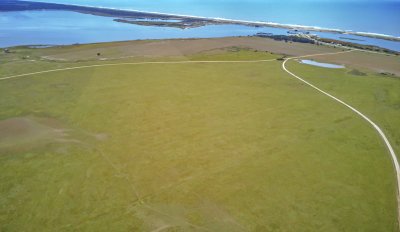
[41,37,339,59]
[36,37,400,75]
[0,117,66,152]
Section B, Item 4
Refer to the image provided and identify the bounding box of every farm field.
[0,38,400,231]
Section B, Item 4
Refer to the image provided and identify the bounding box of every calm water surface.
[0,10,286,47]
[300,60,345,69]
[27,0,400,36]
[1,0,399,50]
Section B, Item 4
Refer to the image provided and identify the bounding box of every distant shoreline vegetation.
[2,0,400,43]
[254,33,399,55]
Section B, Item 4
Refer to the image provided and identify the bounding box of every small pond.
[300,59,345,69]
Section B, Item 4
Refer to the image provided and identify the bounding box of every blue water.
[300,60,345,69]
[26,0,400,37]
[0,11,287,48]
[1,1,400,50]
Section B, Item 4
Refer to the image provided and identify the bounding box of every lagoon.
[0,10,289,48]
[1,2,400,51]
[25,0,400,38]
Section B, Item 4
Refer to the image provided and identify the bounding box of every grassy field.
[286,57,400,160]
[0,46,399,231]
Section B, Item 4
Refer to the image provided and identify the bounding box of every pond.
[300,59,345,69]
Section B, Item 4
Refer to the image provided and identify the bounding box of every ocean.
[1,0,400,50]
[24,0,400,37]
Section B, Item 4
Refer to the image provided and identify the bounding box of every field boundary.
[282,50,400,230]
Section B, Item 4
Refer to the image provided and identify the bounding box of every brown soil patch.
[39,36,399,76]
[0,116,68,153]
[42,37,339,61]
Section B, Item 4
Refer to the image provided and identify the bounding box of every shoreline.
[3,0,400,42]
[5,35,399,56]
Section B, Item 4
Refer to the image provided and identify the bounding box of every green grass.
[286,59,400,160]
[0,50,398,231]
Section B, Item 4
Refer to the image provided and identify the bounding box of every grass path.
[0,59,277,81]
